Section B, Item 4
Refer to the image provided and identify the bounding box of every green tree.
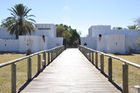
[135,17,140,30]
[1,4,35,39]
[115,27,122,30]
[56,24,80,47]
[56,24,67,37]
[127,25,136,29]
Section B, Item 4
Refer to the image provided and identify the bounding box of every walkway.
[21,48,121,93]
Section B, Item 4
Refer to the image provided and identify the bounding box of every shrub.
[26,49,32,55]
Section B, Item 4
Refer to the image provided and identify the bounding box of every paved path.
[21,48,121,93]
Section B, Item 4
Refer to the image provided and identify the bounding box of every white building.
[81,25,140,54]
[0,24,63,53]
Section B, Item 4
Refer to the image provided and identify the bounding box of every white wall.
[97,36,107,52]
[46,37,63,49]
[82,25,140,54]
[31,24,56,38]
[125,38,140,53]
[80,37,96,49]
[0,39,18,52]
[0,24,57,39]
[105,35,126,54]
[0,28,16,39]
[0,24,63,53]
[19,36,47,53]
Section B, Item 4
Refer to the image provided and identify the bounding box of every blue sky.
[0,0,140,36]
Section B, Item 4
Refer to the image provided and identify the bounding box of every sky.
[0,0,140,36]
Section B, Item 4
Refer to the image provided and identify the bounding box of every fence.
[0,46,64,93]
[79,45,140,93]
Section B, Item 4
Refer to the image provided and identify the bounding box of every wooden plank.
[21,49,121,93]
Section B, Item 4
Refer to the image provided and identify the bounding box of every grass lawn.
[97,53,140,93]
[112,54,140,93]
[0,53,48,93]
[0,53,26,64]
[0,52,139,93]
[112,53,140,65]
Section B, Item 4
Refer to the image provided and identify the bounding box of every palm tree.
[135,17,140,30]
[1,4,35,39]
[127,25,136,29]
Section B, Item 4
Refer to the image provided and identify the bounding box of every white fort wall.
[47,37,63,49]
[81,25,140,54]
[31,24,56,37]
[19,36,47,53]
[80,37,96,49]
[0,39,18,52]
[0,24,63,53]
[0,28,16,39]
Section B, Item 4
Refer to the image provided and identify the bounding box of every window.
[38,28,51,30]
[99,34,102,41]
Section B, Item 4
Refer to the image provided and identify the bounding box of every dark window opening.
[99,34,102,41]
[38,28,51,30]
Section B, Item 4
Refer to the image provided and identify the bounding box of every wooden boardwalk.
[21,48,121,93]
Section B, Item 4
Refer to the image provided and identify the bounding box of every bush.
[26,49,32,55]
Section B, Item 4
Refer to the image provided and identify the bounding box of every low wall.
[125,38,140,53]
[80,37,96,49]
[0,39,18,52]
[19,36,47,53]
[47,37,63,49]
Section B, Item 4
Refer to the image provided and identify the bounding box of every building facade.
[0,24,63,53]
[81,25,140,54]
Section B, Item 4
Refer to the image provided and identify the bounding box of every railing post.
[43,52,46,67]
[56,49,58,57]
[54,49,56,59]
[89,52,91,62]
[48,52,50,65]
[84,48,86,56]
[100,54,104,73]
[11,63,16,93]
[90,52,92,62]
[51,51,53,62]
[85,49,87,58]
[108,57,112,81]
[95,52,98,68]
[122,63,128,93]
[92,52,94,64]
[27,57,32,81]
[37,54,41,73]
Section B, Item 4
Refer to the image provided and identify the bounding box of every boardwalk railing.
[79,45,140,93]
[0,46,64,93]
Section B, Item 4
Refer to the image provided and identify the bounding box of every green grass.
[111,54,140,93]
[92,53,140,93]
[0,53,48,93]
[0,52,139,93]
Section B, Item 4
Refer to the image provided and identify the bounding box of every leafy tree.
[127,25,136,29]
[115,27,122,30]
[135,17,140,30]
[1,4,35,39]
[56,24,80,47]
[56,24,67,37]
